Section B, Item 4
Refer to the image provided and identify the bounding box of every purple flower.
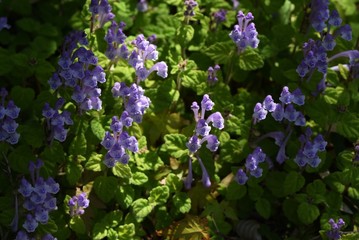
[235,169,248,185]
[0,17,11,31]
[213,9,227,24]
[229,11,259,53]
[68,192,90,217]
[184,0,198,17]
[187,135,201,153]
[253,103,267,123]
[327,218,345,240]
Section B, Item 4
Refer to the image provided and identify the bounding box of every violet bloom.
[0,89,21,144]
[129,34,168,82]
[17,160,59,234]
[0,17,10,31]
[229,11,259,53]
[185,95,224,188]
[326,218,345,240]
[207,65,220,84]
[68,192,90,217]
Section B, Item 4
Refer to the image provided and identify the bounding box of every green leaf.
[224,181,247,200]
[239,48,264,71]
[306,179,326,196]
[16,18,41,32]
[255,198,271,219]
[19,121,45,148]
[162,133,188,158]
[131,198,154,222]
[0,49,14,75]
[112,163,132,178]
[30,36,57,59]
[348,186,359,200]
[297,202,320,224]
[10,86,35,111]
[130,172,148,185]
[323,86,344,105]
[66,161,83,185]
[8,145,35,174]
[70,216,86,234]
[248,182,264,201]
[335,113,359,141]
[85,153,104,172]
[176,25,194,44]
[117,223,136,240]
[115,185,135,209]
[102,210,123,228]
[166,173,183,193]
[204,41,234,64]
[94,176,118,203]
[283,171,305,196]
[95,28,107,53]
[92,221,108,240]
[173,192,192,214]
[90,118,106,140]
[149,186,170,205]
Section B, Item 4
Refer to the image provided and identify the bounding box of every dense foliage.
[0,0,359,239]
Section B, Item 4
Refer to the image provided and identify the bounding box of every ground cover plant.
[0,0,359,239]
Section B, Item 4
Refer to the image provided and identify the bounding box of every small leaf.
[70,216,85,234]
[177,25,194,44]
[115,185,135,209]
[130,172,148,185]
[149,186,170,205]
[131,198,154,222]
[173,192,191,214]
[239,48,264,71]
[255,198,271,219]
[69,132,87,155]
[283,171,305,196]
[204,41,234,64]
[166,173,183,193]
[306,179,326,196]
[335,113,359,141]
[85,153,103,172]
[94,176,118,203]
[66,161,83,185]
[117,223,135,240]
[112,163,132,178]
[90,118,106,140]
[10,86,35,111]
[297,202,320,224]
[162,134,188,159]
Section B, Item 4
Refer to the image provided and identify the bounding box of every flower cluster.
[229,11,259,53]
[104,21,129,63]
[0,17,10,31]
[184,0,198,17]
[0,88,20,144]
[185,94,224,188]
[207,64,220,84]
[89,0,115,30]
[235,147,266,185]
[42,98,73,143]
[17,160,59,238]
[326,218,345,240]
[253,86,306,126]
[213,9,227,24]
[252,86,307,164]
[297,1,352,92]
[112,82,151,123]
[294,127,327,168]
[129,34,168,83]
[101,113,139,167]
[48,31,106,112]
[68,192,90,217]
[137,0,148,12]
